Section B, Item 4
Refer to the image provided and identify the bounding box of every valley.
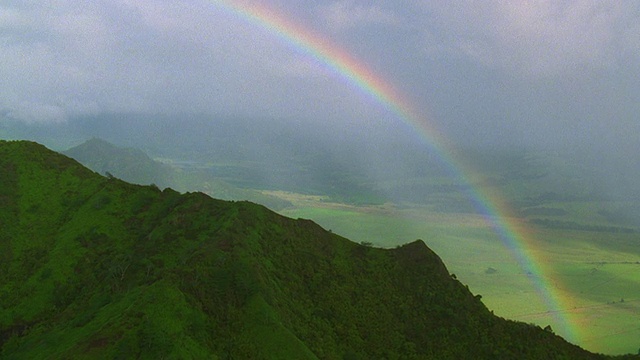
[2,140,620,359]
[4,121,640,356]
[271,194,640,355]
[136,138,640,355]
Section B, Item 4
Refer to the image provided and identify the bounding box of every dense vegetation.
[0,140,634,359]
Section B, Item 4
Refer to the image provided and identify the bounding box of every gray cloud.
[417,1,640,78]
[5,101,67,124]
[315,1,401,32]
[0,0,387,124]
[0,0,638,159]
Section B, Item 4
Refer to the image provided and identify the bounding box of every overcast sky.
[1,0,639,153]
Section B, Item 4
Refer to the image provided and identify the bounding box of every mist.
[2,111,638,213]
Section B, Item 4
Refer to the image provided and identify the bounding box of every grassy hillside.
[0,140,632,359]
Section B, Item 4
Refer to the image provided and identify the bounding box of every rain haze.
[2,1,640,354]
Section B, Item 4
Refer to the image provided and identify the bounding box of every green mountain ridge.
[0,140,632,359]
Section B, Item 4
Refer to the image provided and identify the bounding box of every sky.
[1,0,639,155]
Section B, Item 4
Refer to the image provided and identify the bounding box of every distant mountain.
[5,113,640,207]
[0,141,631,359]
[63,138,292,210]
[63,137,173,187]
[2,114,400,204]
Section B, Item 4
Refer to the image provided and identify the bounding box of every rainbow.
[212,0,581,344]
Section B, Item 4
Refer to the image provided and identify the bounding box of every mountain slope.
[0,140,626,359]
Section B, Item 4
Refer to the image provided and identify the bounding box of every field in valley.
[269,191,640,355]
